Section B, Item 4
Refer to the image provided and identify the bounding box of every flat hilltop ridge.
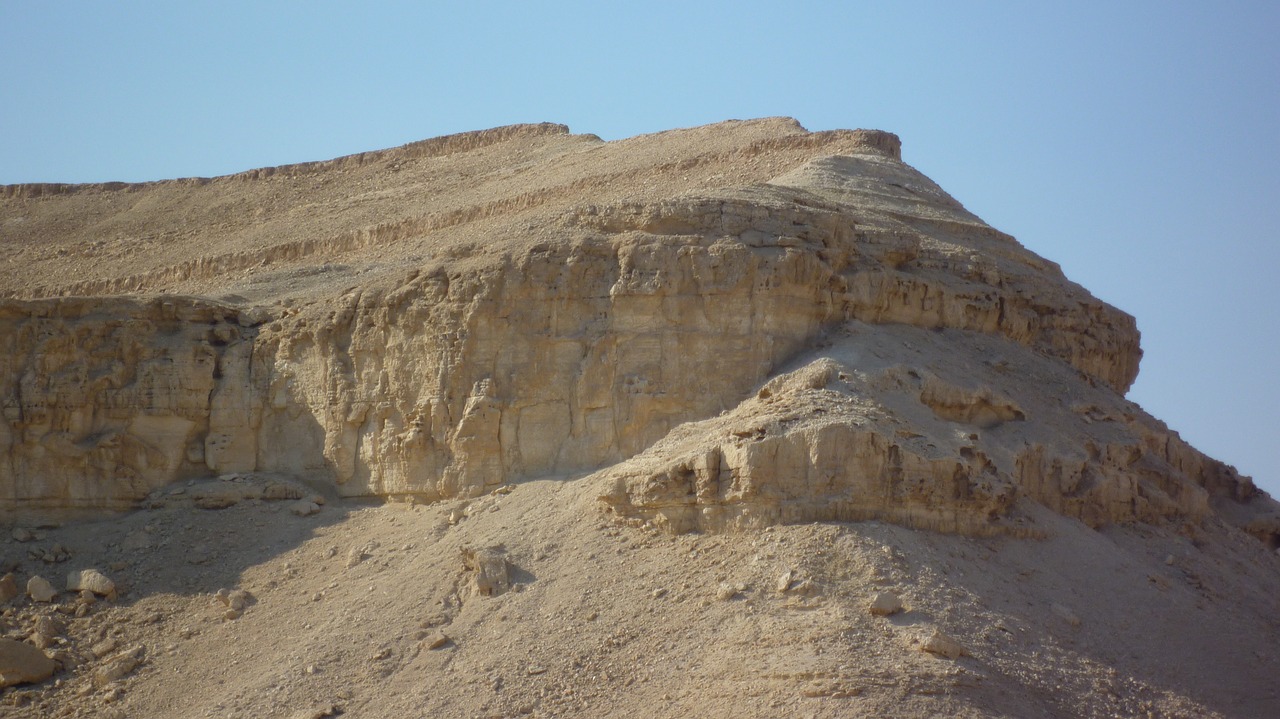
[0,119,900,300]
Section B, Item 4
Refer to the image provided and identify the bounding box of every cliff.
[1,118,1274,542]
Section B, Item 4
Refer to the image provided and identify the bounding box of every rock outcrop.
[0,118,1273,542]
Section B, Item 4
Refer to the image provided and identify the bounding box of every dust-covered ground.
[4,470,1278,718]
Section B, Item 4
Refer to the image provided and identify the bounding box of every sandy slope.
[3,470,1278,718]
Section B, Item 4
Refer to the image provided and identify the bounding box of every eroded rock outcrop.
[0,118,1272,541]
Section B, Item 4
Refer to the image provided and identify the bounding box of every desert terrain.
[1,118,1277,718]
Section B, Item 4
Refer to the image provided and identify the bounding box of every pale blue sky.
[3,2,1278,495]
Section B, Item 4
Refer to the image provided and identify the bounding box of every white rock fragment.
[921,629,966,659]
[27,575,57,603]
[869,591,904,616]
[775,569,795,593]
[67,568,116,598]
[291,500,322,516]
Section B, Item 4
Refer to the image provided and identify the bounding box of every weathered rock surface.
[26,575,57,603]
[0,638,56,687]
[66,568,115,597]
[462,546,512,597]
[0,118,1273,548]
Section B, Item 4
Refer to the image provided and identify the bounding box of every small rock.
[10,528,34,543]
[775,569,795,593]
[0,638,56,687]
[0,573,18,603]
[49,649,80,671]
[290,501,321,517]
[93,645,145,686]
[869,591,903,616]
[66,568,116,598]
[261,482,304,501]
[1164,554,1175,566]
[527,665,547,676]
[346,548,369,569]
[215,588,252,611]
[921,629,966,659]
[715,583,739,601]
[462,546,511,597]
[27,575,57,603]
[91,638,119,659]
[32,615,63,639]
[424,631,451,650]
[224,609,241,621]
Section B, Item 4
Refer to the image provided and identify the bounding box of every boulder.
[67,568,116,597]
[0,638,56,687]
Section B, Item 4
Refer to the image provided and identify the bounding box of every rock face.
[0,118,1274,543]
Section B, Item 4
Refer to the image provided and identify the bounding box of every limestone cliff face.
[257,228,839,500]
[0,119,1272,541]
[0,297,259,511]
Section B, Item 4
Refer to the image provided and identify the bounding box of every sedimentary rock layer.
[1,119,1273,541]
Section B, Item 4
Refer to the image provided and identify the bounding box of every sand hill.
[0,119,1277,718]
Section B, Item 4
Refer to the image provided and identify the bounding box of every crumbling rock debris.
[93,645,146,687]
[215,588,253,611]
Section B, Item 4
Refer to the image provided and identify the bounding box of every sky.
[2,2,1278,496]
